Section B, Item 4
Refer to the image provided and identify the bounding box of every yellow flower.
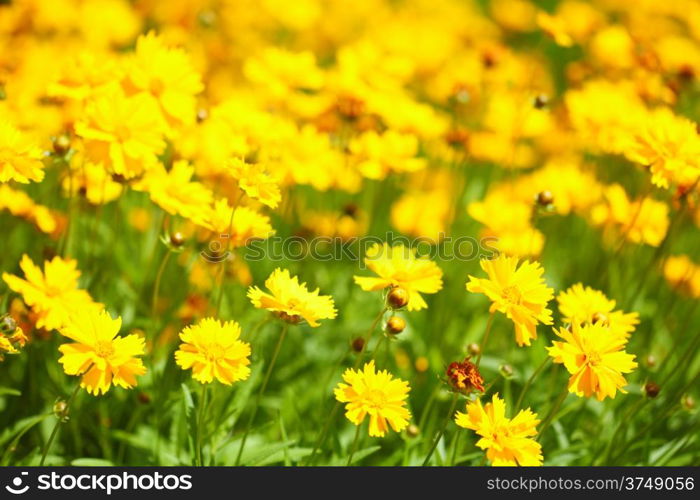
[140,161,213,226]
[334,360,411,437]
[548,322,638,401]
[174,318,251,385]
[455,393,542,466]
[354,243,443,311]
[664,255,700,298]
[0,185,61,235]
[557,283,639,338]
[350,130,426,180]
[75,84,166,179]
[201,200,274,247]
[247,268,337,327]
[0,120,45,184]
[390,190,451,244]
[227,158,282,209]
[243,47,324,99]
[623,108,700,189]
[63,162,123,205]
[537,11,574,47]
[466,255,553,346]
[58,308,146,395]
[124,31,203,129]
[2,255,97,331]
[590,184,669,247]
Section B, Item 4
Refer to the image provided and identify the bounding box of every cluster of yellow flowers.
[1,0,699,467]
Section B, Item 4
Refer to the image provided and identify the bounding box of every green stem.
[306,306,386,466]
[449,428,462,466]
[476,312,495,366]
[346,423,363,466]
[422,393,459,466]
[39,382,81,466]
[515,357,551,411]
[195,384,208,466]
[537,386,568,440]
[151,250,172,331]
[234,323,288,465]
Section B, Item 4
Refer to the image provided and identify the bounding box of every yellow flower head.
[0,185,61,235]
[175,318,251,385]
[624,108,700,189]
[455,393,542,466]
[75,84,166,179]
[124,31,203,129]
[334,360,411,437]
[58,308,146,395]
[2,255,98,331]
[354,243,443,311]
[63,162,123,205]
[141,161,213,226]
[0,120,45,184]
[227,158,282,209]
[350,130,426,180]
[247,268,337,327]
[548,322,638,401]
[664,255,700,298]
[201,200,275,247]
[558,283,639,338]
[466,255,553,346]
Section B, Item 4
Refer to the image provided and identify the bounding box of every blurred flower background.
[1,0,699,466]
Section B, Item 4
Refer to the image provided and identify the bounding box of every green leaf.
[0,387,21,397]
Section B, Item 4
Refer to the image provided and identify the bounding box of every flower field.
[1,0,699,467]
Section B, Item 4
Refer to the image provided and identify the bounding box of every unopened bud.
[499,364,514,378]
[533,94,549,109]
[406,424,420,438]
[681,394,695,410]
[536,190,554,207]
[0,315,17,334]
[467,343,481,357]
[643,382,660,399]
[386,286,409,310]
[53,134,71,156]
[351,337,365,353]
[385,316,406,335]
[170,232,185,248]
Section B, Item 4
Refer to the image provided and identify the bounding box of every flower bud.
[681,394,695,411]
[0,314,17,335]
[386,286,409,310]
[533,94,549,109]
[645,354,656,368]
[385,316,406,335]
[351,337,365,353]
[643,382,660,399]
[536,190,554,207]
[467,343,481,357]
[53,134,71,156]
[170,232,185,248]
[406,424,420,438]
[499,363,514,379]
[53,399,70,422]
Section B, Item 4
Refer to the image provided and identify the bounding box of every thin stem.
[537,386,568,440]
[39,382,81,466]
[306,306,386,465]
[151,250,172,331]
[514,357,551,411]
[476,312,495,366]
[234,323,288,465]
[422,392,459,466]
[214,200,239,316]
[195,384,208,466]
[449,428,462,466]
[346,424,363,466]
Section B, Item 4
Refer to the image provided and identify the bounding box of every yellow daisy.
[58,308,146,395]
[548,322,638,401]
[557,283,639,338]
[334,360,411,437]
[466,255,554,346]
[175,318,251,385]
[0,120,45,184]
[2,255,98,331]
[354,243,443,311]
[247,268,337,327]
[455,393,542,466]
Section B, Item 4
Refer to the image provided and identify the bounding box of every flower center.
[114,125,131,142]
[585,351,602,366]
[202,343,225,362]
[150,78,165,96]
[364,389,387,409]
[502,285,522,305]
[94,340,115,359]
